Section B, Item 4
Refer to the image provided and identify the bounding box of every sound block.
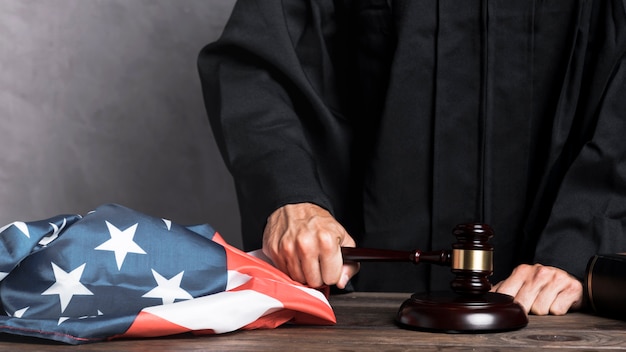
[396,291,528,333]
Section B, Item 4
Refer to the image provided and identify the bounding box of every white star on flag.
[95,221,146,270]
[13,307,29,318]
[0,221,29,238]
[142,269,193,305]
[42,263,93,313]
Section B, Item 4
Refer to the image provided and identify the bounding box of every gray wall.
[0,0,242,248]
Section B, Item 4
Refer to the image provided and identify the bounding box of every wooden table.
[1,292,625,351]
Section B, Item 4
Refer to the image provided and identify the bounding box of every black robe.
[198,0,626,293]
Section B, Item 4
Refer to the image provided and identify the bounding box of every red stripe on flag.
[240,309,295,330]
[118,311,192,338]
[229,275,336,326]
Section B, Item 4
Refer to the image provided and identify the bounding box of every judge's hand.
[491,264,583,315]
[263,203,359,289]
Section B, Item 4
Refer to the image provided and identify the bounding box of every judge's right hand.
[262,202,359,289]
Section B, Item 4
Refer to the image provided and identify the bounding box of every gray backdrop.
[0,0,242,248]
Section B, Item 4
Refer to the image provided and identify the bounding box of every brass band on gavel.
[451,249,493,271]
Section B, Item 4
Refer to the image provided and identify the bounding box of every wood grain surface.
[1,292,625,351]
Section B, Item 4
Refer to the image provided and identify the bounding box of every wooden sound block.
[396,291,528,333]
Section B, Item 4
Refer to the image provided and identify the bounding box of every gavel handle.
[341,247,451,266]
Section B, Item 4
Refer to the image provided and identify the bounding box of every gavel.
[340,223,528,333]
[342,223,493,296]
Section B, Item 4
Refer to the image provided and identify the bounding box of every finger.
[547,278,583,315]
[512,276,551,314]
[317,227,349,286]
[529,270,583,315]
[300,257,324,288]
[271,233,309,285]
[489,281,502,292]
[492,265,540,314]
[511,265,564,315]
[319,245,343,286]
[262,225,285,270]
[337,262,360,289]
[284,254,308,285]
[294,235,325,287]
[335,231,358,288]
[492,269,527,298]
[532,279,582,315]
[528,282,561,315]
[316,225,354,287]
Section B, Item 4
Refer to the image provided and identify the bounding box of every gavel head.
[449,223,494,295]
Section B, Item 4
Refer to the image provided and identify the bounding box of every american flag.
[0,204,335,344]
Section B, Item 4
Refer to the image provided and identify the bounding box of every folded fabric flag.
[0,204,335,344]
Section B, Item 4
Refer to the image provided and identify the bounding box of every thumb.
[337,262,359,289]
[337,234,359,289]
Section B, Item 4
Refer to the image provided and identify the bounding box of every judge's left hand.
[491,264,583,315]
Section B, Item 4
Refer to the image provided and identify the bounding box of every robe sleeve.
[533,7,626,279]
[197,1,348,250]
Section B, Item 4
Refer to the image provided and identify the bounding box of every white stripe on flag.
[139,289,284,333]
[226,270,252,290]
[291,284,332,309]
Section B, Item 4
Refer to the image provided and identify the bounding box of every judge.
[198,0,626,315]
